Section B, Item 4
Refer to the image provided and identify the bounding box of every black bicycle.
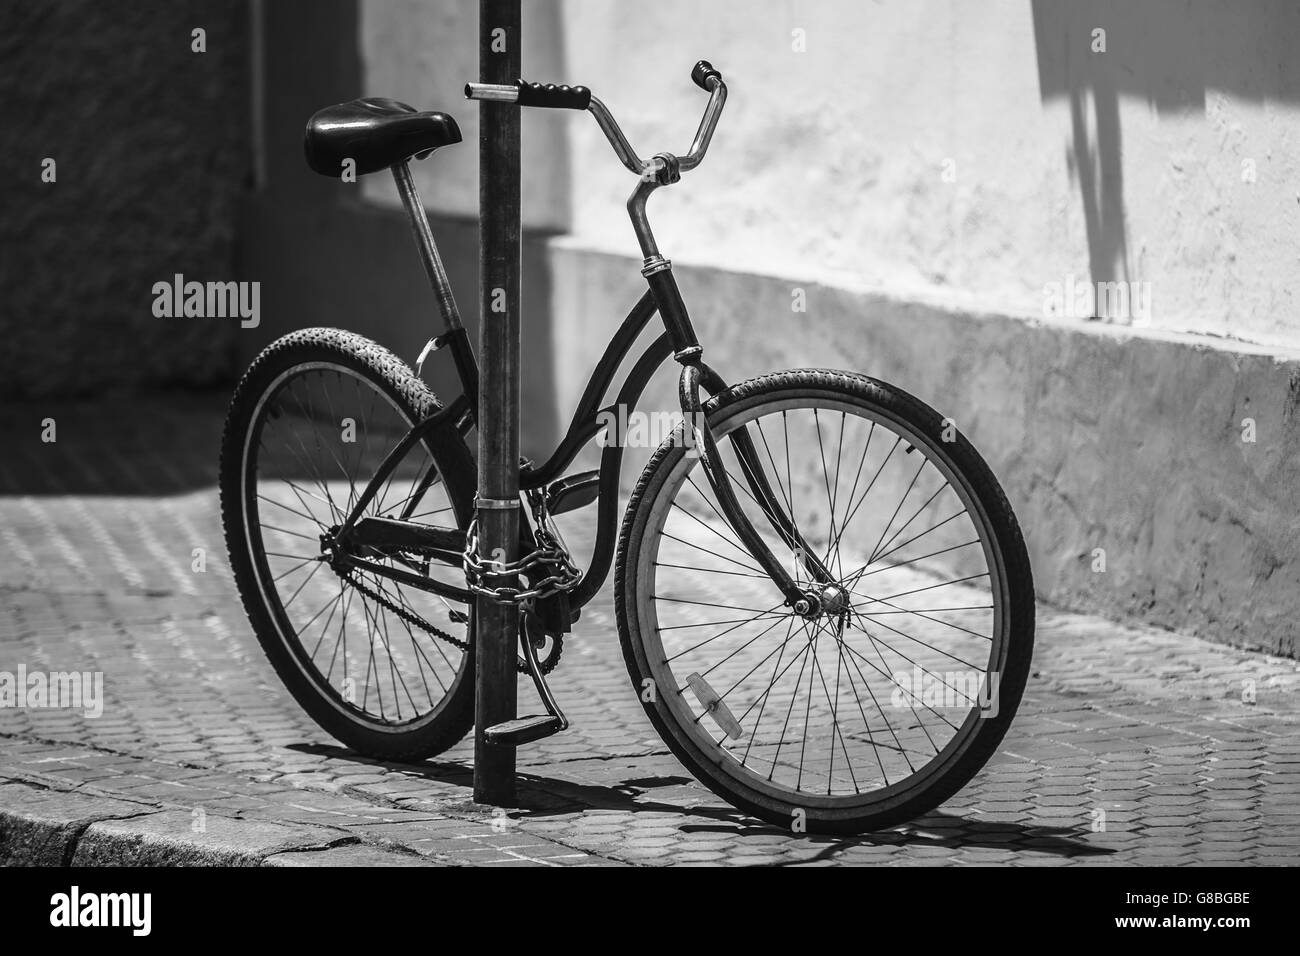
[219,61,1034,833]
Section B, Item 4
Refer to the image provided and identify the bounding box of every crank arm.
[483,612,569,747]
[519,611,567,727]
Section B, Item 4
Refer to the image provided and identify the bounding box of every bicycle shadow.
[527,773,1110,861]
[719,815,1115,864]
[291,743,1111,860]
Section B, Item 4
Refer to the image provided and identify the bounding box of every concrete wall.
[551,245,1300,659]
[357,0,1300,656]
[364,0,1300,347]
[0,1,249,397]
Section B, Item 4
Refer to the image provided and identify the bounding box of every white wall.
[359,0,570,229]
[360,0,1300,349]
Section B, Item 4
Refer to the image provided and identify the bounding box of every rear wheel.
[615,369,1034,833]
[219,328,477,760]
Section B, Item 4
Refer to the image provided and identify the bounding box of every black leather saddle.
[304,97,461,178]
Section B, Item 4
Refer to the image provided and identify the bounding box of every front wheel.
[615,369,1034,833]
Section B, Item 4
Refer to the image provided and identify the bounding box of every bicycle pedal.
[545,470,600,516]
[484,714,565,747]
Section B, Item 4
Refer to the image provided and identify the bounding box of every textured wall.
[548,246,1300,658]
[554,0,1300,347]
[357,0,1300,347]
[0,1,249,397]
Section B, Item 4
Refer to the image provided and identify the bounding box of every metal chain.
[461,514,582,605]
[336,490,579,678]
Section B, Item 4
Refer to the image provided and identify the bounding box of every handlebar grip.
[515,80,591,110]
[691,60,722,91]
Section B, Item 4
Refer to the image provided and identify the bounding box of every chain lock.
[462,492,582,606]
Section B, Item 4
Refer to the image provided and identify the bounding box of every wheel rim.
[240,362,470,732]
[633,393,1012,811]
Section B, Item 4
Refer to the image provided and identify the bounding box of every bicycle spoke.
[660,531,764,574]
[687,612,791,684]
[810,640,858,794]
[738,616,799,765]
[855,538,980,579]
[283,558,324,608]
[657,613,789,631]
[870,479,948,565]
[655,561,769,579]
[846,609,981,704]
[272,554,319,582]
[866,457,928,568]
[307,588,345,659]
[257,493,324,527]
[669,497,755,563]
[664,600,787,662]
[821,420,875,567]
[856,600,993,641]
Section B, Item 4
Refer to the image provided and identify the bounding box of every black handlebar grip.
[514,80,592,110]
[691,60,722,91]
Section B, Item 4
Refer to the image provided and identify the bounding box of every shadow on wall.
[1030,0,1300,308]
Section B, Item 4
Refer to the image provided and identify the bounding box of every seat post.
[391,161,463,333]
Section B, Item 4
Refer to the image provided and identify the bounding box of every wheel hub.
[818,584,850,616]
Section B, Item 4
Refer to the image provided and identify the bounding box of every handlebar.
[465,60,727,177]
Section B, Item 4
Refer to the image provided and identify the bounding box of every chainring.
[525,613,564,674]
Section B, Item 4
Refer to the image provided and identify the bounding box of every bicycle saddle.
[304,97,461,178]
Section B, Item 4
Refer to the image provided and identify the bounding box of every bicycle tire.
[615,368,1034,833]
[219,328,478,760]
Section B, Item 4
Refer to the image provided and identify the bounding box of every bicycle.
[219,61,1035,834]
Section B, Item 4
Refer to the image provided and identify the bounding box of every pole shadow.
[1031,0,1300,319]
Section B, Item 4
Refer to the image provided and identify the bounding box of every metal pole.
[473,0,521,806]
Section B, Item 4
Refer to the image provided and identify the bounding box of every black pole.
[474,0,521,806]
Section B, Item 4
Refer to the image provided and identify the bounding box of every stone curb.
[0,780,423,867]
[0,745,621,867]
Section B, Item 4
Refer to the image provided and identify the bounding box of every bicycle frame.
[333,226,685,612]
[338,73,838,618]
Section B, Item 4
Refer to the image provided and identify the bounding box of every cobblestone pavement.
[1,395,1299,866]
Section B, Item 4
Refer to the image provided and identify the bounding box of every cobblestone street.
[2,396,1299,866]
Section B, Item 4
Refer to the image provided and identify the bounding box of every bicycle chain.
[338,567,561,675]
